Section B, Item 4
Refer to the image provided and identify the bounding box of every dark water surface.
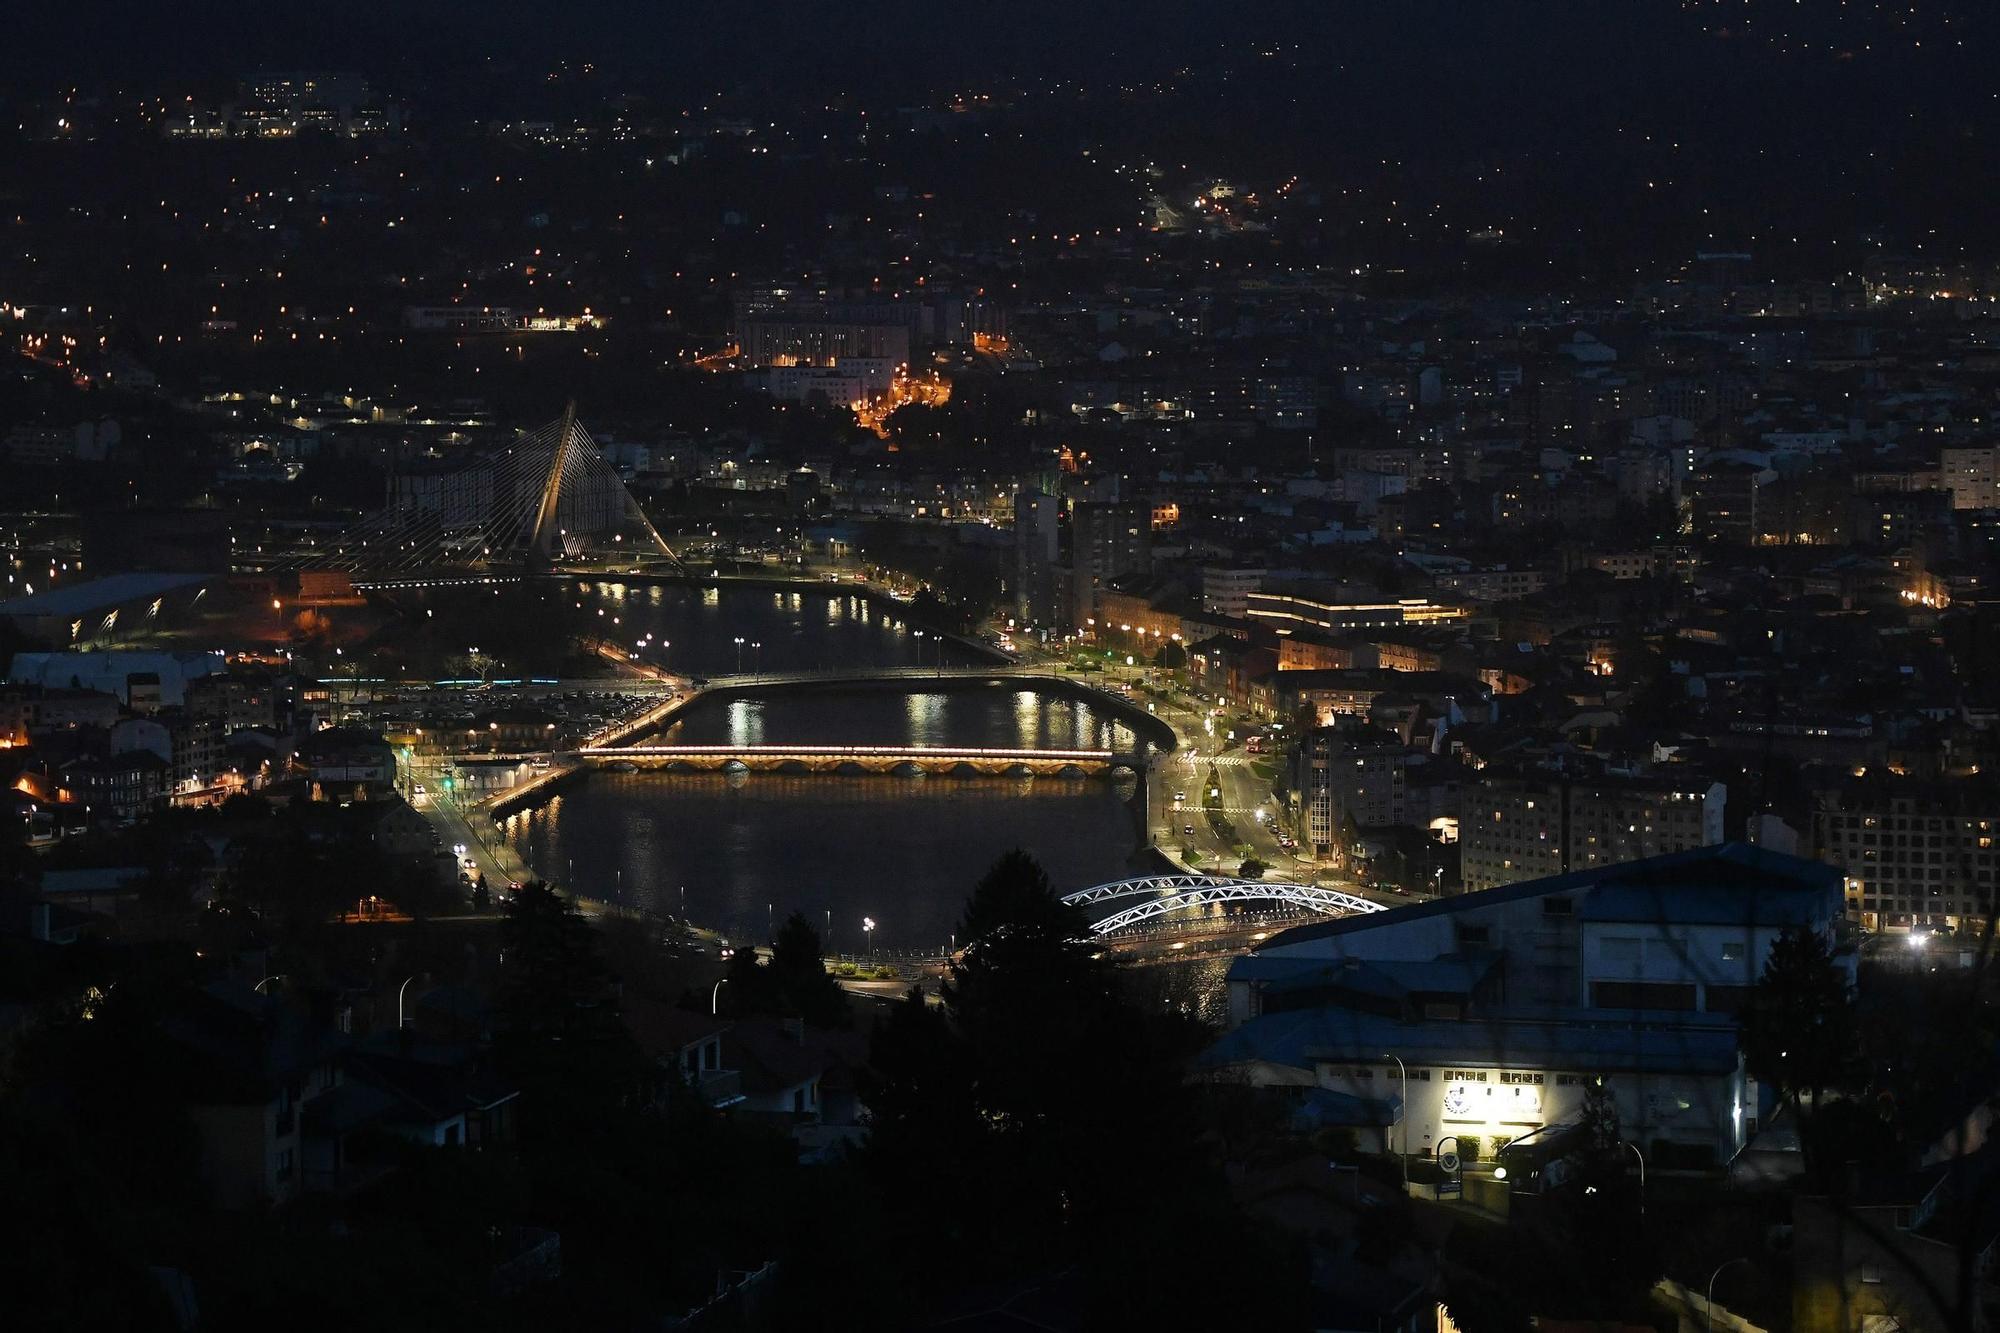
[499,770,1141,952]
[576,580,987,678]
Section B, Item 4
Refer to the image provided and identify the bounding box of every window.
[1542,897,1573,917]
[1352,1067,1375,1079]
[1721,941,1746,962]
[1458,925,1491,947]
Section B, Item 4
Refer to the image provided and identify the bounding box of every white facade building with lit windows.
[1204,844,1846,1168]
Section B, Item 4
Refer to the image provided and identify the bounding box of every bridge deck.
[575,743,1133,775]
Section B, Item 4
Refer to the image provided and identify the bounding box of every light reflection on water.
[501,770,1142,951]
[496,585,1157,950]
[577,581,983,677]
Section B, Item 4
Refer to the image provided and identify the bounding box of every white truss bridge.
[1061,875,1384,935]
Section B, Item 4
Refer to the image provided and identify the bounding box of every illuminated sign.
[1442,1076,1542,1124]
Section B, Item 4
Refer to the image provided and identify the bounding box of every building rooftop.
[1201,1005,1743,1078]
[0,572,210,618]
[1251,842,1841,952]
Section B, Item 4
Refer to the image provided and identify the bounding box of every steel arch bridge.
[1061,875,1384,935]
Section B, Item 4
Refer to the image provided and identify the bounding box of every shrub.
[1454,1135,1483,1163]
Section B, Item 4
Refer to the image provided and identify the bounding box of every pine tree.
[1740,925,1860,1178]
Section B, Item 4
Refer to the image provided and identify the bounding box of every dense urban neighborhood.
[5,6,2000,1331]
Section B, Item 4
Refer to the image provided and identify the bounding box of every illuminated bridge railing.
[575,743,1122,763]
[1062,876,1384,935]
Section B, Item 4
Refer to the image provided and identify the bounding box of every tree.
[766,912,850,1028]
[862,849,1306,1325]
[495,882,645,1129]
[1740,925,1861,1178]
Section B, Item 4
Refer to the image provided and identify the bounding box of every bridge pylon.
[296,405,684,576]
[528,400,579,568]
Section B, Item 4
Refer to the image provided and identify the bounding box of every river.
[575,579,990,677]
[496,581,1154,951]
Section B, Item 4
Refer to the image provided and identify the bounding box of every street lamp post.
[397,974,419,1028]
[1705,1257,1753,1332]
[863,916,876,963]
[711,977,729,1015]
[1620,1140,1647,1215]
[1382,1053,1409,1188]
[733,636,746,673]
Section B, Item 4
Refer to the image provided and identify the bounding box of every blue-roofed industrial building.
[1201,843,1848,1171]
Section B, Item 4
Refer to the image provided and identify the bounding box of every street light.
[711,977,729,1015]
[1620,1140,1647,1215]
[733,636,746,672]
[863,915,876,962]
[397,974,419,1028]
[1705,1257,1753,1332]
[1382,1053,1408,1188]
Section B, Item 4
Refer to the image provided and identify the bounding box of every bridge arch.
[1061,876,1383,935]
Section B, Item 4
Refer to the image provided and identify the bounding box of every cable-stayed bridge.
[297,406,682,575]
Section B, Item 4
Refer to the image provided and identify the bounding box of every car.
[1174,791,1187,803]
[1183,824,1196,836]
[463,857,478,870]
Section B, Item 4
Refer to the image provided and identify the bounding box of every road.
[1004,645,1403,909]
[1066,658,1305,874]
[409,760,535,894]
